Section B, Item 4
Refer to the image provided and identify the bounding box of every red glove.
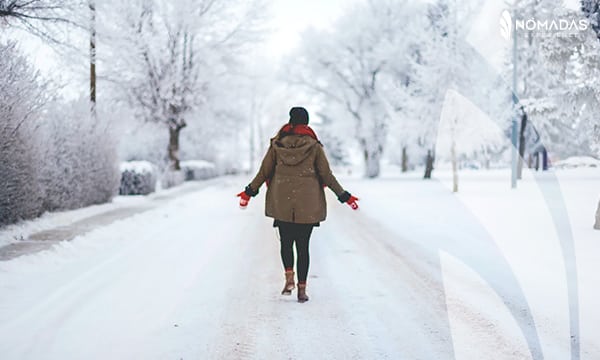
[236,191,251,209]
[346,195,359,210]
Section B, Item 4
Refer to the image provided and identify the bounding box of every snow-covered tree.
[287,0,512,178]
[288,1,418,178]
[0,0,79,43]
[508,0,600,160]
[375,1,426,173]
[104,0,264,171]
[407,0,457,178]
[407,0,495,178]
[0,0,67,24]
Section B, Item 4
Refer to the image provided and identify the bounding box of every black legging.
[278,222,313,283]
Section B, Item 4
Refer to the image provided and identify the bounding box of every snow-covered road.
[0,171,598,359]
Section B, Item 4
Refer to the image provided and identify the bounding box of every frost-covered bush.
[0,42,119,226]
[119,161,157,195]
[160,170,185,189]
[553,156,600,169]
[180,160,217,181]
[37,99,120,211]
[0,42,46,226]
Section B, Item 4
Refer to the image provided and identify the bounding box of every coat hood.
[272,135,318,166]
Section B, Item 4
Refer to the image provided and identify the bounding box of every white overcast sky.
[261,0,363,58]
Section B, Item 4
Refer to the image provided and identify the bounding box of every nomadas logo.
[500,9,590,40]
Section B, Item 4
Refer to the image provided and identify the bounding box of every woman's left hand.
[346,195,359,210]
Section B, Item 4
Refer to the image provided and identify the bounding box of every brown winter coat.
[248,134,346,224]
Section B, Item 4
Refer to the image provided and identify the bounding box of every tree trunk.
[517,111,527,179]
[168,127,182,171]
[424,149,434,179]
[89,0,96,119]
[249,115,255,174]
[594,199,600,230]
[363,147,382,178]
[542,148,548,170]
[401,146,408,172]
[451,139,458,193]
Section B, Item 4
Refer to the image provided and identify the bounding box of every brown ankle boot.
[297,283,309,303]
[281,270,295,295]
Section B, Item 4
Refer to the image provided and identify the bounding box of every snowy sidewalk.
[0,178,223,261]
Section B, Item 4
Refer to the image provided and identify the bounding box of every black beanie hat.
[289,107,309,125]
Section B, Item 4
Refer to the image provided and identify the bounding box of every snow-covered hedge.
[553,156,600,169]
[39,100,119,211]
[181,160,217,181]
[119,161,157,195]
[0,42,119,226]
[0,42,49,226]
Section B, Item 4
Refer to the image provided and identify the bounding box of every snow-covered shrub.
[160,170,185,189]
[0,42,46,226]
[0,42,120,226]
[180,160,217,181]
[553,156,600,169]
[37,99,120,211]
[119,161,157,195]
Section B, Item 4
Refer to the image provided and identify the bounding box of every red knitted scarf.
[278,124,319,141]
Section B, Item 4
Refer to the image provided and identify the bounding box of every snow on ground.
[0,199,132,248]
[0,179,221,249]
[0,169,598,359]
[553,156,600,169]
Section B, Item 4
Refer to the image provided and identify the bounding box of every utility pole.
[517,108,527,179]
[249,99,255,174]
[89,0,97,120]
[511,9,518,189]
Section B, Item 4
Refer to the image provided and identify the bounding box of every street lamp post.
[511,9,518,189]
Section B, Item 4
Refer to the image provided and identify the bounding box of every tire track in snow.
[316,209,452,359]
[328,203,532,359]
[0,217,158,358]
[208,217,295,359]
[208,201,371,359]
[0,208,213,358]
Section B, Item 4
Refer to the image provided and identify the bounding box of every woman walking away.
[237,107,359,303]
